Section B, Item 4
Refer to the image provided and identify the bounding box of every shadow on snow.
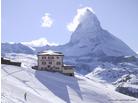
[35,70,83,103]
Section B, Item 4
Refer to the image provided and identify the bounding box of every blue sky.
[2,0,138,52]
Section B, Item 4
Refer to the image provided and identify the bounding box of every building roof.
[37,50,64,56]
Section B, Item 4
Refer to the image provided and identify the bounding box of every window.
[48,56,50,59]
[42,56,46,59]
[42,62,46,65]
[56,62,61,65]
[49,62,52,64]
[52,56,54,59]
[57,56,59,59]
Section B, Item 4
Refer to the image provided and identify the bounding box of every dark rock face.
[98,56,137,64]
[116,87,138,98]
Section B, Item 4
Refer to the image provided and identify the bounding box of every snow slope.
[86,64,138,83]
[2,64,138,103]
[1,54,138,103]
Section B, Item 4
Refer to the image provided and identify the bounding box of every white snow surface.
[22,38,58,47]
[114,74,138,89]
[1,54,138,103]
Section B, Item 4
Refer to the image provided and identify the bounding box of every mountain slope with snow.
[1,43,34,55]
[1,53,138,102]
[2,63,138,103]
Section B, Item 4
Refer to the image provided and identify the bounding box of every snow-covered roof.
[63,64,75,67]
[37,50,64,56]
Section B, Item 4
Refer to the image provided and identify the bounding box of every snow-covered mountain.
[2,7,137,74]
[33,8,137,66]
[21,38,58,47]
[2,8,136,60]
[40,8,137,74]
[33,8,135,57]
[1,43,34,55]
[60,8,136,57]
[1,38,58,55]
[2,8,136,57]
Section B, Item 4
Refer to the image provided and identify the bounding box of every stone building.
[37,50,74,76]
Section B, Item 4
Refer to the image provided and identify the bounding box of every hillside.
[1,53,138,103]
[2,64,138,103]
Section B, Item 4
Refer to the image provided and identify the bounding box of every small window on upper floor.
[57,56,59,59]
[42,56,46,59]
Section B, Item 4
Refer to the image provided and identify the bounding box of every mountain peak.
[67,7,100,32]
[75,8,101,33]
[70,8,101,43]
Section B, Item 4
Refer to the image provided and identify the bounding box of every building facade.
[37,50,74,76]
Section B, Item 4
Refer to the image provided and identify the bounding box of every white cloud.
[67,7,94,32]
[41,13,53,28]
[22,38,58,47]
